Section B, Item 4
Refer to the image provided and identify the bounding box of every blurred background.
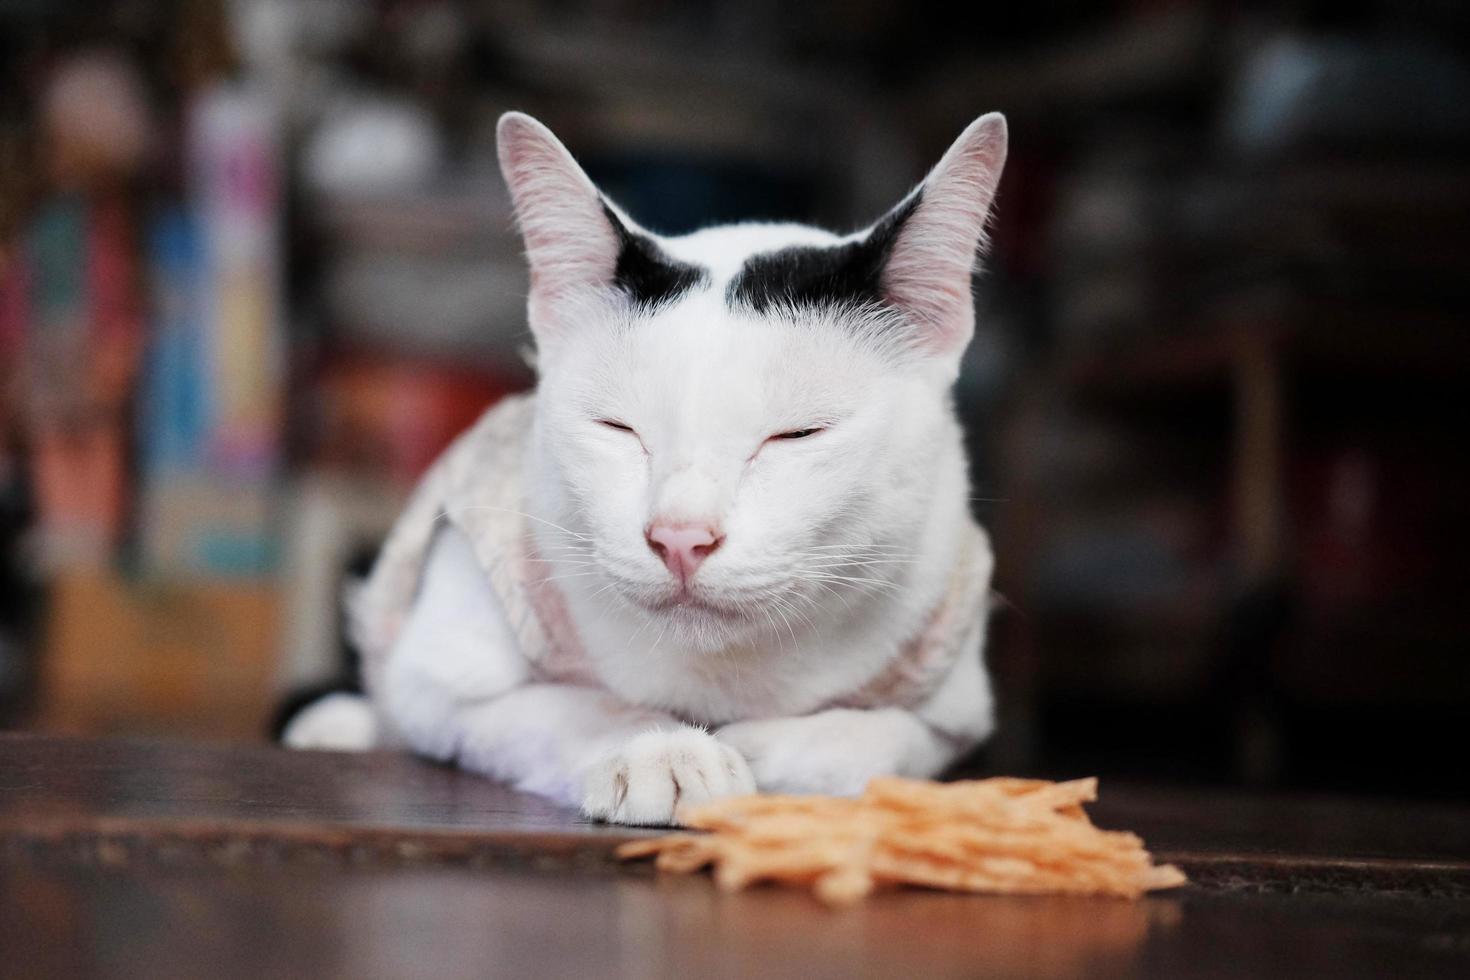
[1,0,1467,800]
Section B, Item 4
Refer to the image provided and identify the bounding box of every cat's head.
[498,112,1006,647]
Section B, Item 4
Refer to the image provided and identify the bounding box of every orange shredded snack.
[617,776,1186,906]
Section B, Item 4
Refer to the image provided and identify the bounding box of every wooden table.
[2,733,1467,979]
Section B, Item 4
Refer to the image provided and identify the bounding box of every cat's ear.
[877,113,1008,359]
[496,112,622,332]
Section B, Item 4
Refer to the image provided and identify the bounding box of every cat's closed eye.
[770,428,824,441]
[598,419,636,433]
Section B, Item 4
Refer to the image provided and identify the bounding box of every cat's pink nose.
[646,522,723,583]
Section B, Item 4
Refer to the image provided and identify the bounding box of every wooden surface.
[2,733,1469,979]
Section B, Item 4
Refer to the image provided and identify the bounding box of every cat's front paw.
[581,727,756,826]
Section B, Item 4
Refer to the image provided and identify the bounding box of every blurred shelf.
[1073,304,1468,385]
[314,181,517,255]
[1058,302,1470,414]
[1277,601,1470,706]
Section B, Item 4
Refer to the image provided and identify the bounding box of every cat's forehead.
[617,290,895,396]
[602,293,877,429]
[658,222,848,284]
[612,198,921,321]
[585,212,925,378]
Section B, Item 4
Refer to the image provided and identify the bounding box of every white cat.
[284,110,1009,826]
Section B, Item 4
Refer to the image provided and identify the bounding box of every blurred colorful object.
[8,195,141,570]
[136,84,285,577]
[1,50,151,571]
[189,85,285,480]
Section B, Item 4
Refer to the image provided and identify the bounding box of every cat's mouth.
[639,590,751,622]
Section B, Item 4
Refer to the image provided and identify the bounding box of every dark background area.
[1,0,1468,800]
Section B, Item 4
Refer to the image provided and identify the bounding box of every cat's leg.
[715,645,993,795]
[382,525,754,824]
[715,708,955,795]
[281,691,380,751]
[452,684,755,824]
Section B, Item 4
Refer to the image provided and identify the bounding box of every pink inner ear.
[498,117,620,315]
[882,116,1007,354]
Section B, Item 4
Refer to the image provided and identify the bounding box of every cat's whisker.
[783,588,819,627]
[626,605,657,646]
[795,564,906,589]
[757,605,784,655]
[525,557,601,568]
[783,588,825,617]
[805,578,855,613]
[988,589,1026,620]
[772,605,800,656]
[534,543,599,556]
[775,583,821,616]
[800,558,917,568]
[806,573,903,597]
[766,593,802,649]
[794,558,912,567]
[799,555,911,564]
[648,616,672,656]
[823,577,902,594]
[793,555,917,564]
[797,542,916,550]
[443,505,592,542]
[771,591,816,638]
[530,571,607,587]
[587,581,621,602]
[798,543,915,551]
[722,641,744,688]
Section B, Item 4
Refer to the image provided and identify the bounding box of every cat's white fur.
[286,111,1008,826]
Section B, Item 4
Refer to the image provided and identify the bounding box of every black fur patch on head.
[726,192,922,314]
[603,203,708,306]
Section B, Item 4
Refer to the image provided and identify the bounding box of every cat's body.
[284,111,1009,825]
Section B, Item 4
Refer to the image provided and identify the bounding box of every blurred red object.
[1291,444,1448,607]
[309,353,526,486]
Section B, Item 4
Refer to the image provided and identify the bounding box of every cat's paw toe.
[581,727,756,826]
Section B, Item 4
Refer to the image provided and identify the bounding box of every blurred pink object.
[14,197,142,569]
[42,50,153,187]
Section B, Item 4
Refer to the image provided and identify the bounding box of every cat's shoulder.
[427,390,538,488]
